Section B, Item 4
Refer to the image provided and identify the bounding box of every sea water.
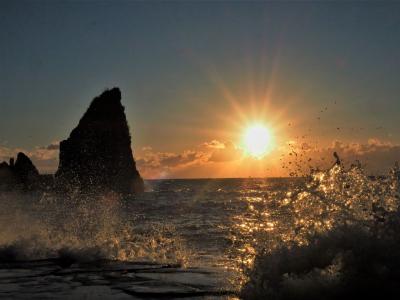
[0,164,399,299]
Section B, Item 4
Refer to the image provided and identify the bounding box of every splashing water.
[0,188,237,298]
[0,192,190,266]
[1,163,399,298]
[240,162,400,299]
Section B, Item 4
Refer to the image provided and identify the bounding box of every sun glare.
[243,124,273,159]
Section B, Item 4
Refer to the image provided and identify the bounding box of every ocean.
[1,165,399,299]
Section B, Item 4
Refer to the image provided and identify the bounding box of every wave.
[0,192,189,266]
[241,162,400,299]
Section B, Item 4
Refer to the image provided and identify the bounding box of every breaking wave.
[2,160,400,298]
[0,192,189,266]
[241,162,400,299]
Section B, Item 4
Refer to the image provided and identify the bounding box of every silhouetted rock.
[55,87,144,194]
[0,162,17,191]
[9,158,14,168]
[14,152,40,188]
[0,152,40,191]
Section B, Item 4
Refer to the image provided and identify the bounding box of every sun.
[243,124,273,159]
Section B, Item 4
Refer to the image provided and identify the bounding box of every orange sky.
[1,80,399,178]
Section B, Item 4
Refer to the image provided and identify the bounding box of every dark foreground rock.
[0,259,235,299]
[56,87,144,194]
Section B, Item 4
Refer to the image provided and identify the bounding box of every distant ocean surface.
[139,178,301,269]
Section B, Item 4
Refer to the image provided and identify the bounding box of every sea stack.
[0,152,40,191]
[14,152,40,188]
[55,88,144,194]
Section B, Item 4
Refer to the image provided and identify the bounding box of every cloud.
[136,148,207,177]
[202,140,226,149]
[207,141,242,162]
[1,139,246,178]
[40,143,60,150]
[2,137,398,178]
[0,143,59,173]
[136,140,244,178]
[0,146,19,160]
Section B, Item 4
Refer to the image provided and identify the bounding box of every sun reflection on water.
[228,163,400,288]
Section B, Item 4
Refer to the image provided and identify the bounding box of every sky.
[1,1,400,178]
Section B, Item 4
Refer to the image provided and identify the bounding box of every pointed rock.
[14,152,40,187]
[55,87,144,194]
[0,152,39,191]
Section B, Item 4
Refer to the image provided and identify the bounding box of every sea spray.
[240,163,400,299]
[3,172,398,297]
[0,191,190,266]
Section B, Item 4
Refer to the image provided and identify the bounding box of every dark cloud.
[136,140,243,178]
[45,143,59,150]
[136,148,208,177]
[38,143,59,150]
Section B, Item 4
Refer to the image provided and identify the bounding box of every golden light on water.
[243,124,273,159]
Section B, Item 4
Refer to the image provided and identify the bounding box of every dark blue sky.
[1,1,399,152]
